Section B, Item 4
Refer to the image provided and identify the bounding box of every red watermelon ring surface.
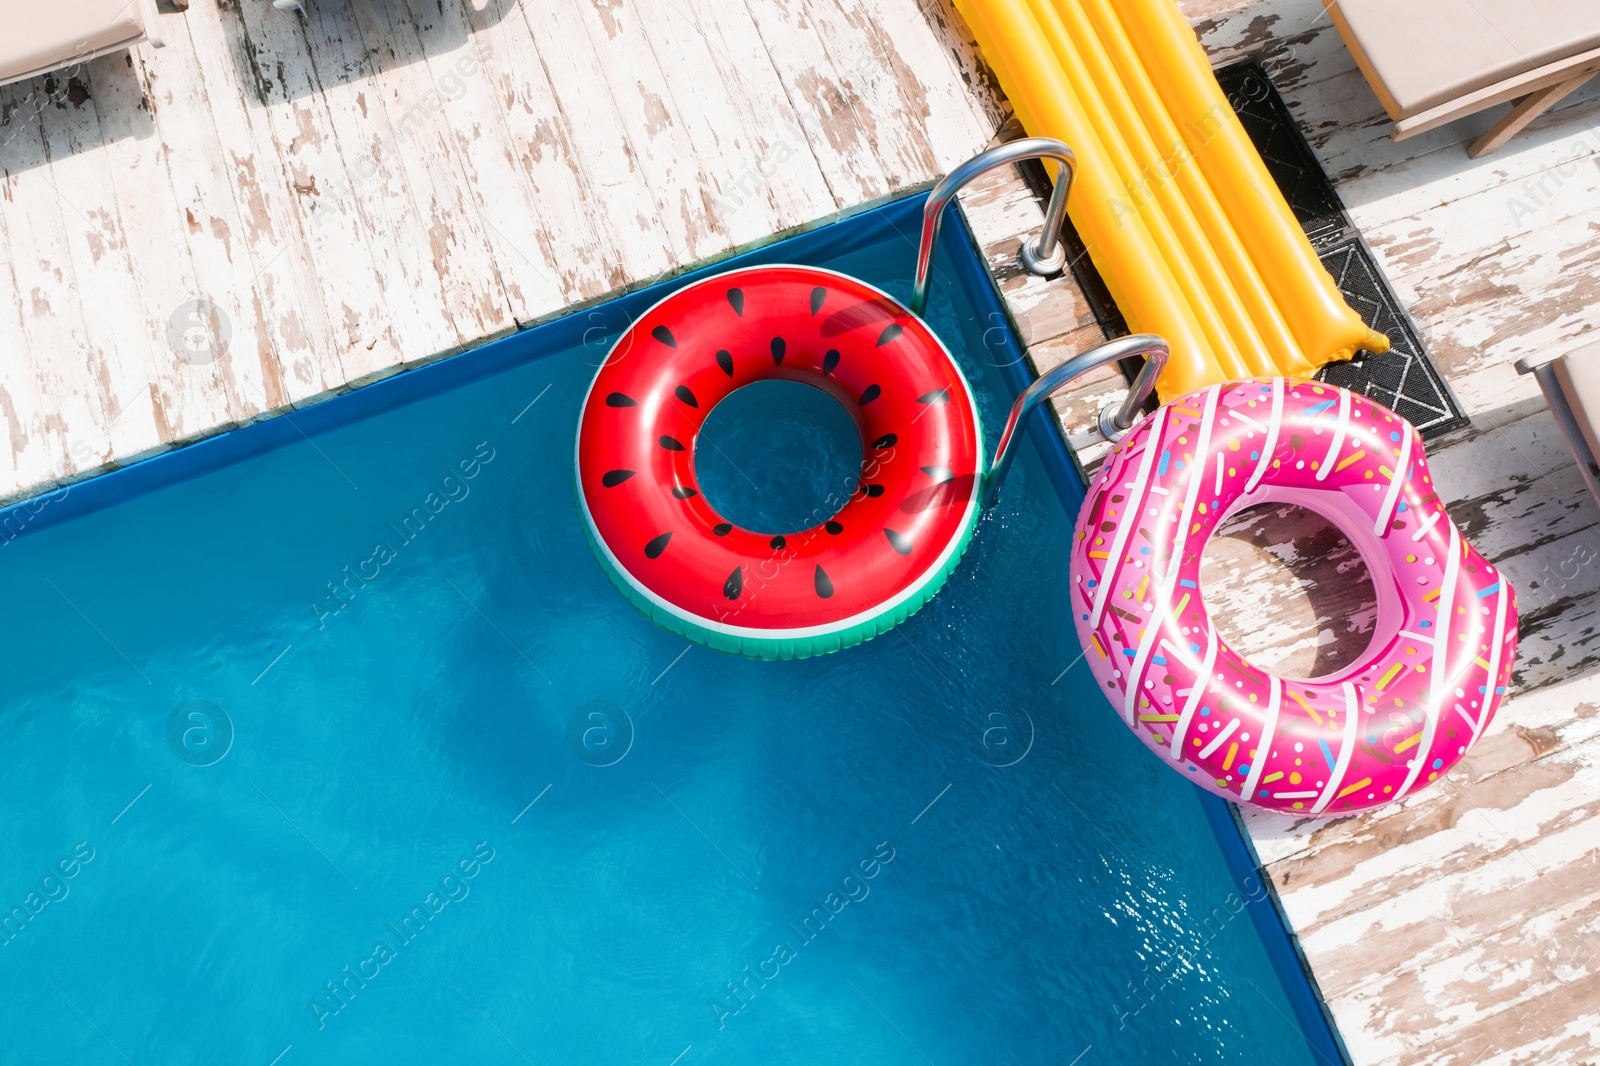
[574,265,985,659]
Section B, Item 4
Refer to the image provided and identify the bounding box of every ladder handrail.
[983,334,1169,508]
[910,137,1076,318]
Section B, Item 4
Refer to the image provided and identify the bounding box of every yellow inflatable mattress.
[956,0,1390,399]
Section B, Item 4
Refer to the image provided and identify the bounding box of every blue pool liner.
[1,191,1350,1065]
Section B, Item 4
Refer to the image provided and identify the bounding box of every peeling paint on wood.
[0,0,1001,506]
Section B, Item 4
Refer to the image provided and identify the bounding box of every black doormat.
[1017,61,1468,439]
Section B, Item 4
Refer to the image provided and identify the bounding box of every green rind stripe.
[576,496,983,660]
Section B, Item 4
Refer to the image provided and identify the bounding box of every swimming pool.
[0,197,1342,1064]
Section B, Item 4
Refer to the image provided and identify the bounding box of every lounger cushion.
[1331,0,1600,119]
[0,0,144,85]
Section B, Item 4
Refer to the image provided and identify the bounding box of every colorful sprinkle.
[1067,380,1515,819]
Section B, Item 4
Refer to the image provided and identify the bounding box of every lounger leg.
[1468,71,1599,158]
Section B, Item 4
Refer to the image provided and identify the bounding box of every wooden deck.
[1198,3,1600,1060]
[0,0,1003,502]
[6,0,1600,1062]
[962,0,1600,1062]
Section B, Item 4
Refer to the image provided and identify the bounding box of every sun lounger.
[1329,0,1600,157]
[1517,340,1600,510]
[0,0,164,88]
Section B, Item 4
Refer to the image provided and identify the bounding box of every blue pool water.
[0,200,1336,1065]
[694,379,864,535]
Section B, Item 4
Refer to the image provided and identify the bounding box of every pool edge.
[944,191,1354,1066]
[2,189,1354,1065]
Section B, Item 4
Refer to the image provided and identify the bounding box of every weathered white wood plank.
[29,60,163,467]
[0,267,60,493]
[627,0,822,247]
[802,0,940,189]
[294,0,482,359]
[899,0,1012,138]
[567,0,729,267]
[227,0,407,384]
[0,86,74,492]
[455,0,628,302]
[521,0,680,281]
[622,0,776,248]
[72,54,237,446]
[394,0,569,318]
[1188,0,1358,97]
[824,0,993,172]
[139,16,292,421]
[742,0,893,207]
[260,0,456,363]
[0,83,113,478]
[674,0,848,225]
[182,0,345,405]
[1372,216,1600,389]
[1292,69,1600,208]
[1271,672,1600,1064]
[345,0,520,345]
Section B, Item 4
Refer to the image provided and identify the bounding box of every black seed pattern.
[862,484,885,498]
[716,349,733,376]
[601,469,635,487]
[724,567,743,599]
[921,465,953,483]
[771,337,786,364]
[659,435,686,451]
[645,532,673,559]
[876,324,903,346]
[674,385,698,408]
[727,289,745,316]
[652,325,677,348]
[712,522,733,537]
[917,389,951,404]
[814,566,834,598]
[672,486,698,499]
[884,528,912,555]
[871,433,897,449]
[822,349,840,376]
[769,535,787,550]
[858,384,881,406]
[605,392,637,407]
[825,520,843,535]
[810,286,827,315]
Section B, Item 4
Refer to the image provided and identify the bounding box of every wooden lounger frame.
[1390,46,1600,158]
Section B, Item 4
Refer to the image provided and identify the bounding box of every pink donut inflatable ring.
[1069,378,1518,816]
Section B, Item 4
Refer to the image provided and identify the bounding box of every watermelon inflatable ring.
[574,140,1168,659]
[575,266,986,659]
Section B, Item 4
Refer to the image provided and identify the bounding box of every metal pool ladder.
[906,137,1170,507]
[984,334,1169,507]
